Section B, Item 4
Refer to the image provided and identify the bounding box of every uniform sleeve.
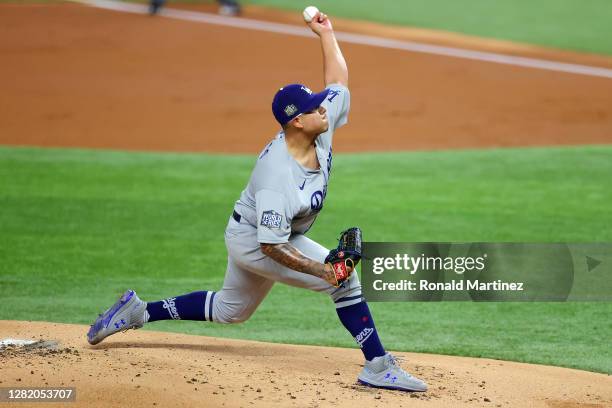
[322,84,350,131]
[255,189,292,244]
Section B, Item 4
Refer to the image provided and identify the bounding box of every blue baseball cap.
[272,84,330,125]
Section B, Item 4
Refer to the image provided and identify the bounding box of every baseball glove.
[325,227,362,286]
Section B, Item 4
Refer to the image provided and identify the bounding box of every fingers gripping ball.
[325,227,362,286]
[303,6,319,23]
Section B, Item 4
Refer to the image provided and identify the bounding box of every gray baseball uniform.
[211,83,362,324]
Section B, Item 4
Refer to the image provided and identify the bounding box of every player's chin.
[320,120,329,133]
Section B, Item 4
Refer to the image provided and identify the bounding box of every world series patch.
[260,210,283,229]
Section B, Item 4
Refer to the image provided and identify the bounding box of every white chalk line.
[74,0,612,79]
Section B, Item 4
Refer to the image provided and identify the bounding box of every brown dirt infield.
[1,321,611,408]
[0,2,611,153]
[1,3,612,407]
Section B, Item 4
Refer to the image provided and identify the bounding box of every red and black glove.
[325,227,362,286]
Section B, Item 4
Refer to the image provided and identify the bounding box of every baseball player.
[87,11,427,393]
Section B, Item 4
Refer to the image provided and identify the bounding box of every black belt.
[232,210,241,223]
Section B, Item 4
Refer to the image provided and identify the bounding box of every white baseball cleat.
[357,353,428,392]
[87,290,146,345]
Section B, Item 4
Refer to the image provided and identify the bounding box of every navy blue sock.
[336,300,386,361]
[145,291,216,322]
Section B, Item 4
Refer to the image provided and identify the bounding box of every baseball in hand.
[302,6,319,23]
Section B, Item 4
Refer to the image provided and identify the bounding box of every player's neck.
[285,130,319,170]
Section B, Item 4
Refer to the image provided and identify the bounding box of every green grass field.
[244,0,612,55]
[1,145,611,373]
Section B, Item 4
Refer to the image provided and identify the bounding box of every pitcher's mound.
[0,321,610,407]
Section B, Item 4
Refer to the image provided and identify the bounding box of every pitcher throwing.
[87,10,427,393]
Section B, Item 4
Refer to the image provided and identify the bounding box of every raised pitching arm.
[307,12,348,87]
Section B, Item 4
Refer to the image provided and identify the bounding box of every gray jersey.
[231,84,350,244]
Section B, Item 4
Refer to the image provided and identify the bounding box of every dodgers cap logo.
[272,84,330,125]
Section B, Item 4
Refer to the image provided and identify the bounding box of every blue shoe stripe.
[101,290,134,328]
